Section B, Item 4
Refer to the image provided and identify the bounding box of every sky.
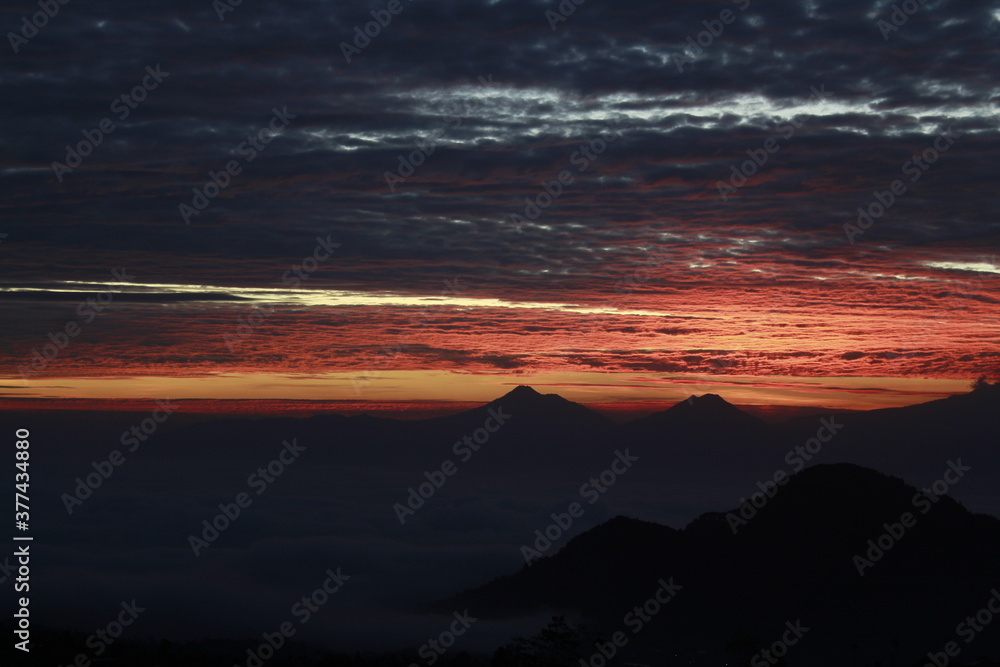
[1,0,999,411]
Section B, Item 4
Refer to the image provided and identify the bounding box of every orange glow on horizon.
[0,370,972,413]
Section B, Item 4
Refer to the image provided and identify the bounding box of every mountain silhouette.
[773,382,1000,511]
[626,392,765,434]
[620,393,769,474]
[26,384,997,500]
[666,392,763,423]
[445,462,1000,666]
[415,385,618,469]
[4,385,1000,666]
[437,384,615,432]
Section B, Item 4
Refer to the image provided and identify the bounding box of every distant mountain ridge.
[443,384,617,431]
[42,382,996,504]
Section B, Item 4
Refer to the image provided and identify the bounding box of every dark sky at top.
[1,0,998,402]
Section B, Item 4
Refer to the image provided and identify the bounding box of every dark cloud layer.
[1,0,998,385]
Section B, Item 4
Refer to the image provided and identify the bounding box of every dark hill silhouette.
[445,463,1000,666]
[774,382,1000,512]
[3,386,999,666]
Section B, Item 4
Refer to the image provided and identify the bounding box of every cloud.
[0,0,997,384]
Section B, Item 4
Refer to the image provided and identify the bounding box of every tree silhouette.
[491,616,600,667]
[972,375,993,391]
